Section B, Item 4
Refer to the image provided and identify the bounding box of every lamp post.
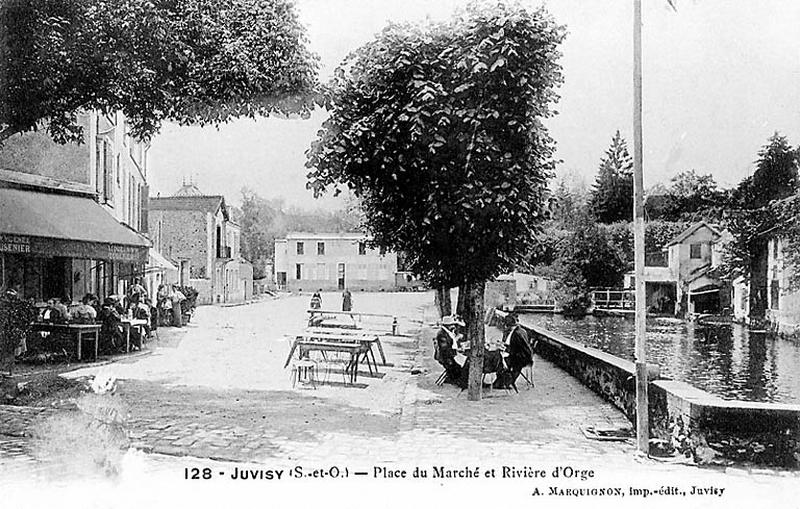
[632,0,649,454]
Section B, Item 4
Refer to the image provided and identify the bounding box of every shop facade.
[0,183,150,303]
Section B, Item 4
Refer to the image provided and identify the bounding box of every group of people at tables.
[27,279,188,356]
[433,312,534,391]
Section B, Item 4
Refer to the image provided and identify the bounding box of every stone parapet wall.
[494,309,800,467]
[506,316,658,421]
[651,380,800,467]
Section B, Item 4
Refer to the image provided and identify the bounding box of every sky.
[148,0,800,209]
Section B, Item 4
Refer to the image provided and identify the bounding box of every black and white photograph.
[1,1,799,507]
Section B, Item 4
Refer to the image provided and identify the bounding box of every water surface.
[520,313,800,404]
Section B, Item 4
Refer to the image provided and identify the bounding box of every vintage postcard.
[1,1,799,507]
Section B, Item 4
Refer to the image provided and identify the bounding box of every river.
[519,313,800,404]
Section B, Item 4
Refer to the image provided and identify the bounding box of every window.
[295,263,303,280]
[296,242,305,255]
[358,242,367,255]
[317,242,325,256]
[690,243,702,259]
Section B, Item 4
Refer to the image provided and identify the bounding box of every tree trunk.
[436,286,452,317]
[465,280,486,401]
[0,350,14,375]
[456,284,467,316]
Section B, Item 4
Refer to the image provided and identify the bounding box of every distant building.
[0,111,151,302]
[148,183,253,304]
[733,234,800,334]
[274,233,398,292]
[622,221,729,316]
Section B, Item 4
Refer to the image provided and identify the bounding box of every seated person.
[434,316,466,387]
[98,297,125,353]
[130,295,152,348]
[70,294,98,324]
[42,297,69,323]
[310,291,322,310]
[493,313,534,389]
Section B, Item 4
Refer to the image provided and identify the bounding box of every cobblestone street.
[2,293,799,507]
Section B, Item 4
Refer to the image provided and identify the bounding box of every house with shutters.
[273,232,398,292]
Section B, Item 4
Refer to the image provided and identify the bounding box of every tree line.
[537,131,800,315]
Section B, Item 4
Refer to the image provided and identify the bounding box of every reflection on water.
[520,314,800,404]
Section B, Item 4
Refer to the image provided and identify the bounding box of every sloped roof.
[148,248,177,271]
[148,195,228,219]
[285,232,367,240]
[666,221,722,247]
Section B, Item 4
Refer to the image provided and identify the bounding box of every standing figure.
[171,285,186,328]
[341,288,352,312]
[129,277,148,302]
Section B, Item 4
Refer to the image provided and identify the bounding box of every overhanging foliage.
[306,2,565,287]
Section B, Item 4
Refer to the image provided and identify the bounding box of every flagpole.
[633,0,649,454]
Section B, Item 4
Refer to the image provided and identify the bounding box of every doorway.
[337,263,345,290]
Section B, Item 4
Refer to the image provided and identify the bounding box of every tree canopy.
[733,132,799,209]
[305,2,565,400]
[589,130,634,223]
[0,0,319,144]
[306,2,565,289]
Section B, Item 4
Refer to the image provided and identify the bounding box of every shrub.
[0,293,37,371]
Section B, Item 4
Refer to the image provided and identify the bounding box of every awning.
[0,187,150,262]
[147,248,178,272]
[689,284,721,296]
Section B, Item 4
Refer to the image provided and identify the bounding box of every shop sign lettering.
[0,235,31,254]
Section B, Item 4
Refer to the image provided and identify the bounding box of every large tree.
[0,0,319,144]
[589,131,634,223]
[306,3,565,400]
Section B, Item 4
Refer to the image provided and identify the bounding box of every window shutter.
[104,141,114,201]
[140,185,149,233]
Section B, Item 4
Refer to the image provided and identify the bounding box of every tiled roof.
[148,195,227,218]
[284,232,368,240]
[665,221,722,247]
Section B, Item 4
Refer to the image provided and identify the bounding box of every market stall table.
[304,326,387,365]
[29,322,100,361]
[306,309,399,335]
[284,339,369,384]
[121,318,149,353]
